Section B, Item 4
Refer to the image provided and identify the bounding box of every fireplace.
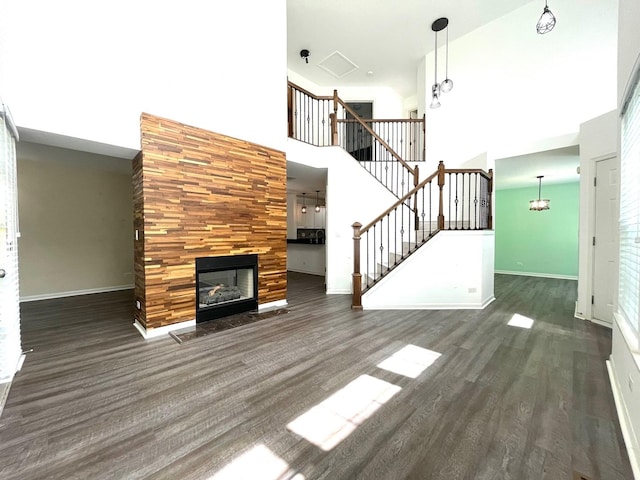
[196,254,258,323]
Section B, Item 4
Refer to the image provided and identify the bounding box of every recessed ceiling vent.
[317,51,359,78]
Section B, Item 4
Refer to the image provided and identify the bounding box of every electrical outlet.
[629,375,634,393]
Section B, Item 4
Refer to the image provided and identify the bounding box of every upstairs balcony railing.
[287,81,424,199]
[351,161,493,309]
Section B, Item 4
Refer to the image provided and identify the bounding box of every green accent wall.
[495,181,579,278]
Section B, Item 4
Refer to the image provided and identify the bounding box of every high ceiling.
[287,0,533,97]
[287,0,582,193]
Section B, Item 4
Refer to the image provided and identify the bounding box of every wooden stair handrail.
[334,95,416,175]
[359,163,494,236]
[337,118,427,123]
[352,162,494,308]
[287,80,333,101]
[359,170,439,234]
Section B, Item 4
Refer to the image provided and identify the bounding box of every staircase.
[287,81,493,309]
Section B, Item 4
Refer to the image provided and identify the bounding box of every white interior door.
[592,155,618,324]
[0,103,22,383]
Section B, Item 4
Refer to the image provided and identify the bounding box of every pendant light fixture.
[440,26,453,93]
[536,0,556,34]
[301,192,307,214]
[529,176,550,211]
[430,17,453,109]
[315,190,321,213]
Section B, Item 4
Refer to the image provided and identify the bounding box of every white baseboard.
[259,300,288,312]
[326,288,350,294]
[287,268,325,276]
[606,359,640,480]
[133,319,196,340]
[590,317,613,328]
[363,294,496,311]
[495,270,578,281]
[20,284,134,302]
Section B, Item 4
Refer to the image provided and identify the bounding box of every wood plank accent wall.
[133,113,287,330]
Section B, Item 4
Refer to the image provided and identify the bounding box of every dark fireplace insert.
[196,254,258,323]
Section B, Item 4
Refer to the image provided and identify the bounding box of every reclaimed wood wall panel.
[134,113,287,330]
[132,152,146,328]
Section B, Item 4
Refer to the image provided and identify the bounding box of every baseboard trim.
[259,299,288,312]
[287,268,325,276]
[363,300,496,310]
[326,288,351,295]
[495,270,578,281]
[20,284,134,303]
[606,359,640,480]
[133,319,196,340]
[590,317,613,329]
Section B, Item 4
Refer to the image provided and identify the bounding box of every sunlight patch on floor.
[208,444,304,480]
[286,374,401,451]
[507,313,534,329]
[376,344,442,378]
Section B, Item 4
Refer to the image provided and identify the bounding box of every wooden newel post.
[330,113,338,146]
[413,164,420,229]
[487,168,494,230]
[437,161,445,230]
[287,85,294,138]
[331,89,339,146]
[422,114,426,161]
[352,222,363,310]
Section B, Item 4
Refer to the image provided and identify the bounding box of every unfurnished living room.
[1,1,639,479]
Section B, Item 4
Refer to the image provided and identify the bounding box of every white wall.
[286,139,398,294]
[610,0,640,476]
[363,231,495,309]
[618,0,640,107]
[576,111,618,320]
[422,0,618,167]
[1,0,287,152]
[17,143,134,300]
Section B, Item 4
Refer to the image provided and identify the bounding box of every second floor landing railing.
[287,81,425,199]
[351,161,493,309]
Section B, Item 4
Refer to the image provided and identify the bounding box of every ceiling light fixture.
[529,176,550,211]
[300,49,310,64]
[430,17,453,109]
[315,190,321,213]
[536,0,556,34]
[301,192,307,214]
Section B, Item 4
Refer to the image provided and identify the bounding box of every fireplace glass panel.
[198,267,254,309]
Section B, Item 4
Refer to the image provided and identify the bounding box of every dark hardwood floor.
[0,273,633,479]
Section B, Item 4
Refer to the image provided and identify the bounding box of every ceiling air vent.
[317,51,359,79]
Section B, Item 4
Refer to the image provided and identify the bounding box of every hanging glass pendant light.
[536,0,556,34]
[440,26,453,93]
[430,17,453,109]
[301,192,307,214]
[529,176,550,211]
[315,190,321,213]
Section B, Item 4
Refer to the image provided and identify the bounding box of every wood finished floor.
[0,273,633,480]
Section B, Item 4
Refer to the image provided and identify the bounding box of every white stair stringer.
[361,230,496,310]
